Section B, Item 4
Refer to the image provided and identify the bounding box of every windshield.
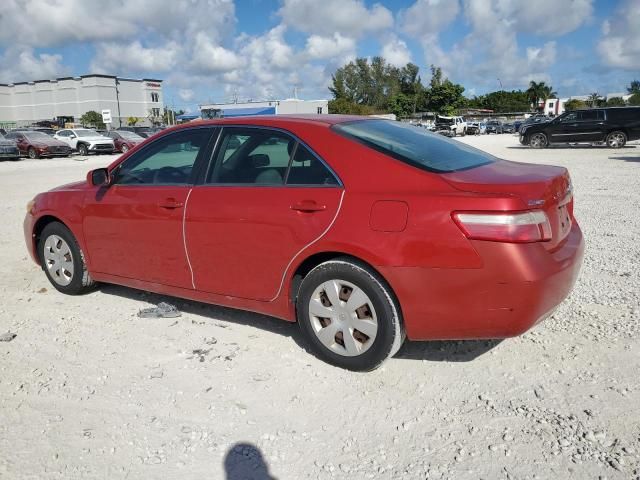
[75,130,99,137]
[333,120,494,173]
[23,131,51,140]
[118,131,144,140]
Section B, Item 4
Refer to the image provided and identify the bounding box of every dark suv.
[520,107,640,148]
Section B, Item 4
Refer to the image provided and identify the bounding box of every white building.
[0,75,163,129]
[200,99,328,119]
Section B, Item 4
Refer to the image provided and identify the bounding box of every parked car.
[466,122,486,135]
[520,107,640,148]
[502,122,516,134]
[106,130,146,153]
[119,126,164,138]
[53,128,115,155]
[435,115,467,136]
[5,130,72,158]
[0,133,20,160]
[486,120,504,134]
[25,116,584,371]
[513,120,524,132]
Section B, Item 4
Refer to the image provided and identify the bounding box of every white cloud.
[0,46,68,83]
[491,0,593,36]
[190,32,244,73]
[0,0,236,47]
[597,0,640,70]
[305,33,356,61]
[399,0,460,38]
[178,89,194,102]
[279,0,393,38]
[381,36,412,67]
[91,41,179,73]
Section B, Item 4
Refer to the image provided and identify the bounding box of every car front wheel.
[121,144,129,153]
[38,222,95,295]
[296,258,404,371]
[78,144,88,156]
[529,133,548,149]
[28,147,38,159]
[606,131,627,148]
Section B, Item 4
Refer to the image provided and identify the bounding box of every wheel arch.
[288,251,403,322]
[31,215,70,266]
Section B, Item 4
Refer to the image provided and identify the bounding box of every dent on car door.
[185,127,343,301]
[82,127,216,288]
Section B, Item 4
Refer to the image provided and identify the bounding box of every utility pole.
[115,78,122,128]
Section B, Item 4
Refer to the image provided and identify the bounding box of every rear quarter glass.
[332,119,494,173]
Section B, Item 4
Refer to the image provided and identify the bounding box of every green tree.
[466,90,531,112]
[423,65,465,114]
[80,110,105,128]
[526,81,557,111]
[564,99,587,111]
[629,93,640,106]
[606,96,626,106]
[387,93,415,118]
[587,92,603,108]
[327,97,373,115]
[127,116,140,126]
[627,80,640,94]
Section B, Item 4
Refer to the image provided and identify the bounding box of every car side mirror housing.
[88,168,110,187]
[69,134,76,139]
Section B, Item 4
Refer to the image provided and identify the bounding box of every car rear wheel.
[78,143,88,156]
[121,144,129,153]
[296,258,404,371]
[38,222,95,295]
[28,147,38,159]
[529,133,548,149]
[606,131,627,149]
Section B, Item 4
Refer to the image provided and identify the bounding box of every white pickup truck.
[53,128,115,156]
[435,115,467,136]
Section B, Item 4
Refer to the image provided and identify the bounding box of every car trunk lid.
[441,159,573,249]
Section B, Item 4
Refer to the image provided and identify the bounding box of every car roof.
[179,114,376,128]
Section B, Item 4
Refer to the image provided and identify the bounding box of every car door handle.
[291,200,326,212]
[158,198,184,209]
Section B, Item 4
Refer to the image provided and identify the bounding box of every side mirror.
[88,168,110,187]
[69,134,76,139]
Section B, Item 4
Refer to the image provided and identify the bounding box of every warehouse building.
[0,75,163,129]
[199,98,328,119]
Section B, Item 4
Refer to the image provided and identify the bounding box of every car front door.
[185,127,343,301]
[548,112,582,142]
[82,127,217,288]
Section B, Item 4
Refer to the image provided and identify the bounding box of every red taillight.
[452,210,552,243]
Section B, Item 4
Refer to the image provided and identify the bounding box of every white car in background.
[54,128,115,156]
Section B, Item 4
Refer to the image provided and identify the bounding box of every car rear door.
[575,109,605,141]
[185,126,343,301]
[82,127,217,288]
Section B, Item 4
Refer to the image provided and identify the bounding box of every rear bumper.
[380,222,584,341]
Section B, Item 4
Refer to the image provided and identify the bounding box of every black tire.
[28,147,38,159]
[606,130,627,149]
[121,144,129,153]
[78,143,88,156]
[38,222,95,295]
[528,132,548,149]
[296,258,404,371]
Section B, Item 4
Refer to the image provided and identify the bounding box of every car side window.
[578,110,598,121]
[208,129,293,185]
[562,113,577,122]
[113,128,213,186]
[286,143,339,186]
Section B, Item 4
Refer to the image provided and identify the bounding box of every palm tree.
[526,81,557,111]
[587,92,602,108]
[627,80,640,94]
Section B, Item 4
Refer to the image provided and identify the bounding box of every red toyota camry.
[24,116,584,370]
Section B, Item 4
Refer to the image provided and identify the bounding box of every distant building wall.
[0,75,163,127]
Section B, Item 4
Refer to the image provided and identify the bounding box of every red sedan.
[106,130,145,153]
[24,116,584,370]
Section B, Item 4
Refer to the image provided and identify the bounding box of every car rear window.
[333,119,494,173]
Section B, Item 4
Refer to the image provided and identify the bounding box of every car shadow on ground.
[507,144,637,150]
[609,155,640,163]
[98,284,502,364]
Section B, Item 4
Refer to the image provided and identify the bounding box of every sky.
[0,0,638,113]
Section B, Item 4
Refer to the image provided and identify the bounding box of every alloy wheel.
[43,234,74,286]
[530,133,547,148]
[308,279,378,357]
[607,132,626,148]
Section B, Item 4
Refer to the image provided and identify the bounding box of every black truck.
[520,107,640,148]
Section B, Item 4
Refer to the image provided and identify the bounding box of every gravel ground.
[0,135,639,479]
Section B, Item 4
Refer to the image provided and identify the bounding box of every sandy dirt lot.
[1,135,639,479]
